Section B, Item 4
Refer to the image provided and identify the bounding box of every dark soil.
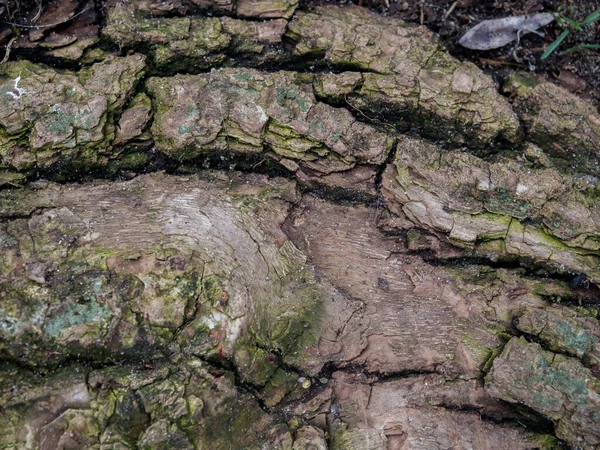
[306,0,600,106]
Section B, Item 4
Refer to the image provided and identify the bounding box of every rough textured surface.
[126,0,298,18]
[0,173,334,379]
[1,181,575,449]
[505,72,600,176]
[328,371,555,450]
[381,135,600,282]
[288,6,521,147]
[0,55,146,172]
[1,2,600,449]
[147,69,392,196]
[486,338,600,448]
[0,359,292,449]
[103,0,288,71]
[516,306,600,368]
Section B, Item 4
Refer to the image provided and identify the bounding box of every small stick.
[1,36,16,65]
[444,1,458,19]
[32,0,44,23]
[3,7,88,29]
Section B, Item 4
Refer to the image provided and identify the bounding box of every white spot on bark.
[477,178,490,190]
[452,71,474,94]
[6,75,26,100]
[516,183,528,195]
[256,105,268,123]
[25,425,34,449]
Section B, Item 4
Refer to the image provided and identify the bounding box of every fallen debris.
[459,13,555,50]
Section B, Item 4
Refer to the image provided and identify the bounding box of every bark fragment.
[0,55,146,172]
[328,371,556,450]
[147,69,393,196]
[381,135,600,282]
[0,359,291,449]
[516,306,600,368]
[486,337,600,449]
[118,0,297,18]
[287,6,521,147]
[114,92,153,146]
[505,72,600,176]
[103,1,288,71]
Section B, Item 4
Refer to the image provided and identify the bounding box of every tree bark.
[1,2,599,449]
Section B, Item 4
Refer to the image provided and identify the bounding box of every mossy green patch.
[504,72,540,98]
[43,297,112,339]
[232,72,254,83]
[202,274,226,306]
[485,188,532,219]
[200,395,271,450]
[276,86,311,113]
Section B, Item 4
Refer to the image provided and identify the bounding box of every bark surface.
[1,2,600,449]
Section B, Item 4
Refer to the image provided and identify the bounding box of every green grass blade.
[582,8,600,25]
[561,44,600,55]
[541,30,570,60]
[558,15,582,29]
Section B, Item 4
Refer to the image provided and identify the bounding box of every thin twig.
[443,1,457,20]
[1,36,16,64]
[420,0,424,25]
[32,0,44,23]
[3,7,87,29]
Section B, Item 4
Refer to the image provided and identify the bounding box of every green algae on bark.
[0,358,295,449]
[381,135,600,282]
[515,306,600,368]
[287,5,521,147]
[147,68,393,196]
[486,337,600,449]
[0,173,328,381]
[0,55,146,173]
[505,72,600,176]
[103,1,287,72]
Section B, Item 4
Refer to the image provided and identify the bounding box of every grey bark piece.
[287,5,521,147]
[505,72,600,176]
[381,135,600,282]
[486,337,600,449]
[0,55,146,171]
[0,173,319,375]
[236,0,298,19]
[292,426,328,450]
[0,173,369,385]
[114,92,153,146]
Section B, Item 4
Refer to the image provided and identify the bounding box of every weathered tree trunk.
[1,2,599,449]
